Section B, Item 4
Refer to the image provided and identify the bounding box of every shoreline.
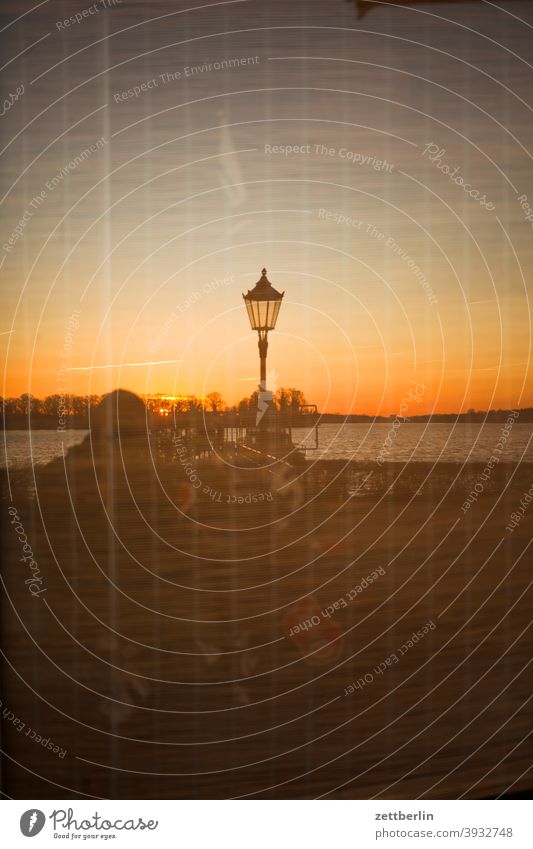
[2,406,533,431]
[2,419,533,431]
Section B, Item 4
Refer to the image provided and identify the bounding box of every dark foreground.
[1,438,532,799]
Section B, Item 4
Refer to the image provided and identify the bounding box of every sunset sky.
[2,0,532,415]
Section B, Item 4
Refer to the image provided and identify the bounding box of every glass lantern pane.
[258,300,269,328]
[245,300,256,329]
[270,300,281,328]
[251,300,260,328]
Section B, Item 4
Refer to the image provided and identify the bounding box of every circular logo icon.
[20,810,46,837]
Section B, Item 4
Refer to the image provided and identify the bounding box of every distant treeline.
[2,393,532,427]
[317,409,533,424]
[1,389,308,428]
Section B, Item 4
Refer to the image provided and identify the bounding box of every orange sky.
[2,0,532,416]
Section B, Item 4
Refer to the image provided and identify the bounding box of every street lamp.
[242,268,284,391]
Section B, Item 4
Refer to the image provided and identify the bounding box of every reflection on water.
[294,422,533,463]
[2,423,532,468]
[1,431,88,469]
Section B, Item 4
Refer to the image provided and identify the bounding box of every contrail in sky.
[65,359,183,371]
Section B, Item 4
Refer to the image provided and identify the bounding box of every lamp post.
[242,268,284,393]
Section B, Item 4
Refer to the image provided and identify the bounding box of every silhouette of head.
[91,389,147,440]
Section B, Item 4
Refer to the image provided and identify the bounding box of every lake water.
[293,422,533,463]
[1,431,88,469]
[1,423,532,468]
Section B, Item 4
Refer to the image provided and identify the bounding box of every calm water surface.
[1,423,532,468]
[1,431,88,469]
[294,423,533,463]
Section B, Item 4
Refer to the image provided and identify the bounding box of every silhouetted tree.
[71,395,89,416]
[187,397,205,413]
[274,387,306,414]
[172,398,189,414]
[42,394,62,415]
[2,396,23,415]
[206,392,226,413]
[19,393,42,415]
